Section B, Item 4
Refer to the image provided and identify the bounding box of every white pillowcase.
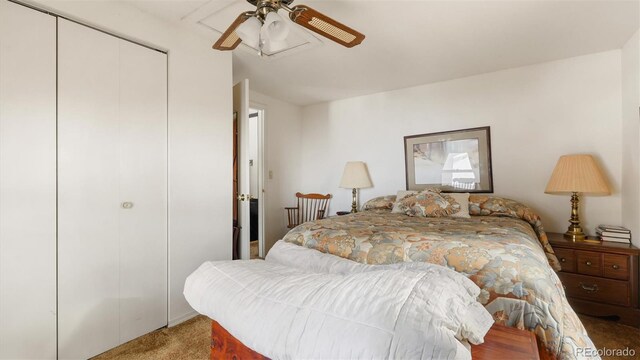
[448,192,471,218]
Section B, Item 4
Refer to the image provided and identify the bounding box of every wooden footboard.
[210,320,549,360]
[211,321,268,360]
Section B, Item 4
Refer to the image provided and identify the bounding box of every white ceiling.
[129,0,639,106]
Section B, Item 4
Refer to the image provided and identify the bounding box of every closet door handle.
[121,202,134,209]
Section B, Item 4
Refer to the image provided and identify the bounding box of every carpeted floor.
[91,316,210,360]
[579,316,640,360]
[92,315,639,360]
[250,240,259,259]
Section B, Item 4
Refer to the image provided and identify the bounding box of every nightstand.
[548,232,640,327]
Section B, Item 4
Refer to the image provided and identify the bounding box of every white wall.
[250,91,303,253]
[622,29,640,247]
[300,51,623,236]
[30,0,233,325]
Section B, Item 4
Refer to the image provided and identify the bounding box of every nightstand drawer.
[576,250,602,276]
[554,248,576,273]
[603,254,629,280]
[559,273,630,307]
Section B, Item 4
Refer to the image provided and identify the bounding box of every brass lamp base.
[351,188,358,213]
[564,192,586,242]
[564,229,586,242]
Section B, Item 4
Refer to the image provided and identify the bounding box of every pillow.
[361,195,396,211]
[391,191,417,213]
[394,189,460,217]
[447,193,470,218]
[391,188,436,214]
[396,190,417,201]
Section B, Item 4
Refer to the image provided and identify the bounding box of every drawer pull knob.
[612,264,620,270]
[579,283,599,293]
[585,261,592,266]
[560,258,566,263]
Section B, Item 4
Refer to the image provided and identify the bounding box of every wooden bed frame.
[211,321,267,360]
[210,320,551,360]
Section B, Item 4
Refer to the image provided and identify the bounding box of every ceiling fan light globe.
[236,16,262,48]
[263,11,290,42]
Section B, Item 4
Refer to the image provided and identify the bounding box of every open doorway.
[248,107,265,259]
[232,80,265,260]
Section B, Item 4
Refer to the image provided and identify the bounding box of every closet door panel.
[118,41,168,343]
[0,2,57,359]
[57,19,120,360]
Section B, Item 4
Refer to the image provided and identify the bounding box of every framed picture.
[404,126,493,193]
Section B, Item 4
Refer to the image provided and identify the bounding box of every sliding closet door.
[118,40,168,344]
[0,1,57,359]
[58,19,167,359]
[58,19,121,359]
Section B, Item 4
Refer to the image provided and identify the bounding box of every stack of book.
[596,225,632,243]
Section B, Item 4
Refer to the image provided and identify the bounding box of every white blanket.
[184,241,493,360]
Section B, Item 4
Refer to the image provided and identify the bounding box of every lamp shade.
[545,154,610,195]
[339,161,372,189]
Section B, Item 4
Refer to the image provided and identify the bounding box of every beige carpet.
[93,315,639,360]
[250,240,259,259]
[91,316,210,360]
[579,316,640,360]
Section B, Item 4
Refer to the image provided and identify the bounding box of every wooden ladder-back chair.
[286,192,332,229]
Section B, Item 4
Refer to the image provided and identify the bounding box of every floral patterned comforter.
[282,196,597,359]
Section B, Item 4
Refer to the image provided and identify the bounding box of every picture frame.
[404,126,493,193]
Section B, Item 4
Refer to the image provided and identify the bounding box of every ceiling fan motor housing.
[247,0,294,6]
[248,0,293,20]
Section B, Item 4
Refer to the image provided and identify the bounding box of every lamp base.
[351,188,358,213]
[563,229,586,242]
[564,192,586,242]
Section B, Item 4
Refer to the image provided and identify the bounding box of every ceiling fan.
[212,0,365,54]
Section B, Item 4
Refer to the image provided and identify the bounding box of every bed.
[278,194,596,359]
[186,242,495,359]
[185,194,598,360]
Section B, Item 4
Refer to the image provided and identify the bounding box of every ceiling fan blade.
[288,5,364,48]
[212,12,253,51]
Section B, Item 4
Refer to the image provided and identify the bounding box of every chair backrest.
[296,192,332,224]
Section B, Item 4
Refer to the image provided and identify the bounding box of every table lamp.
[545,154,610,241]
[339,161,372,213]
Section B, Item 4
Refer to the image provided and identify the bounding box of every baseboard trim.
[168,310,198,327]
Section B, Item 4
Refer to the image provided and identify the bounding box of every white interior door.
[58,19,167,359]
[233,80,251,260]
[0,2,57,359]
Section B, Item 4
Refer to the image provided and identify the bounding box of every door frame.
[249,101,266,258]
[233,80,250,260]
